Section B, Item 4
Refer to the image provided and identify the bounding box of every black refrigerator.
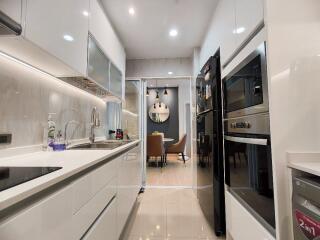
[196,51,225,236]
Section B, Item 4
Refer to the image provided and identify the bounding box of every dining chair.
[147,135,165,167]
[166,134,187,164]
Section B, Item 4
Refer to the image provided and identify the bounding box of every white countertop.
[0,140,140,211]
[287,152,320,177]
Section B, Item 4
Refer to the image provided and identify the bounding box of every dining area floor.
[121,188,225,240]
[146,154,193,187]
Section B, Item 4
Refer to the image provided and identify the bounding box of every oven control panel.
[225,113,270,135]
[230,122,251,129]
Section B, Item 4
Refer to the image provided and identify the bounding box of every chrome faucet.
[90,107,100,143]
[64,120,80,146]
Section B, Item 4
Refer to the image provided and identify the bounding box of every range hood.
[0,10,22,36]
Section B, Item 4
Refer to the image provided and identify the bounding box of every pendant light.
[155,79,160,99]
[146,88,149,96]
[164,87,168,95]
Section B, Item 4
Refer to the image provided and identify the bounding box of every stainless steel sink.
[68,140,131,150]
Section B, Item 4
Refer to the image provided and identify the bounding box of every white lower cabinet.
[82,197,117,240]
[225,190,275,240]
[117,145,142,238]
[72,177,117,239]
[0,144,142,240]
[0,185,73,240]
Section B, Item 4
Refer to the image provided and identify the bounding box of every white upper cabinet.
[0,0,22,24]
[218,0,237,65]
[25,0,89,76]
[0,185,73,240]
[234,0,264,47]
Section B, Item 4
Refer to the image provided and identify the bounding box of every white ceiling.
[101,0,218,60]
[146,78,190,88]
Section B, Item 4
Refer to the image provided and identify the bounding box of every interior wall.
[147,87,179,144]
[0,53,106,151]
[146,78,192,156]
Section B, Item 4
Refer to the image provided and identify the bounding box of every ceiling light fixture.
[82,11,89,17]
[63,34,74,42]
[146,88,149,96]
[233,27,245,34]
[169,29,178,37]
[156,91,159,99]
[168,71,173,75]
[164,88,168,95]
[129,7,135,15]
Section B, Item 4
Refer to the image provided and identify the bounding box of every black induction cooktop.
[0,167,62,192]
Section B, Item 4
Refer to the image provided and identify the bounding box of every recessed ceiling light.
[129,7,135,15]
[63,34,74,42]
[169,29,178,37]
[168,71,173,75]
[83,11,89,17]
[233,27,245,34]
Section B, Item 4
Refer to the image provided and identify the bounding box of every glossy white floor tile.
[146,155,193,186]
[122,189,225,240]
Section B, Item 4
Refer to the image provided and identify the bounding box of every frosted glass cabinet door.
[109,63,122,98]
[25,0,89,76]
[87,35,110,90]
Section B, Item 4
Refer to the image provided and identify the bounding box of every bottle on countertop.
[46,113,56,151]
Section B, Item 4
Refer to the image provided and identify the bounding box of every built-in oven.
[224,42,268,119]
[224,113,275,236]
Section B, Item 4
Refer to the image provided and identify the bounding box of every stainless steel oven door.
[224,113,275,234]
[224,134,275,233]
[224,42,268,119]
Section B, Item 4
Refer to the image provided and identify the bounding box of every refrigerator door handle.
[224,135,268,146]
[197,109,213,116]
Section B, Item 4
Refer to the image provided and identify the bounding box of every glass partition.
[122,80,140,140]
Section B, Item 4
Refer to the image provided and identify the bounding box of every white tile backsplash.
[0,53,106,149]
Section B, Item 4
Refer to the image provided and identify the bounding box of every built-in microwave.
[223,42,268,119]
[224,113,275,235]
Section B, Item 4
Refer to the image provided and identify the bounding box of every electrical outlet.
[0,134,12,144]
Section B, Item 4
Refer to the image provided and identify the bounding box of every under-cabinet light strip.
[0,51,106,104]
